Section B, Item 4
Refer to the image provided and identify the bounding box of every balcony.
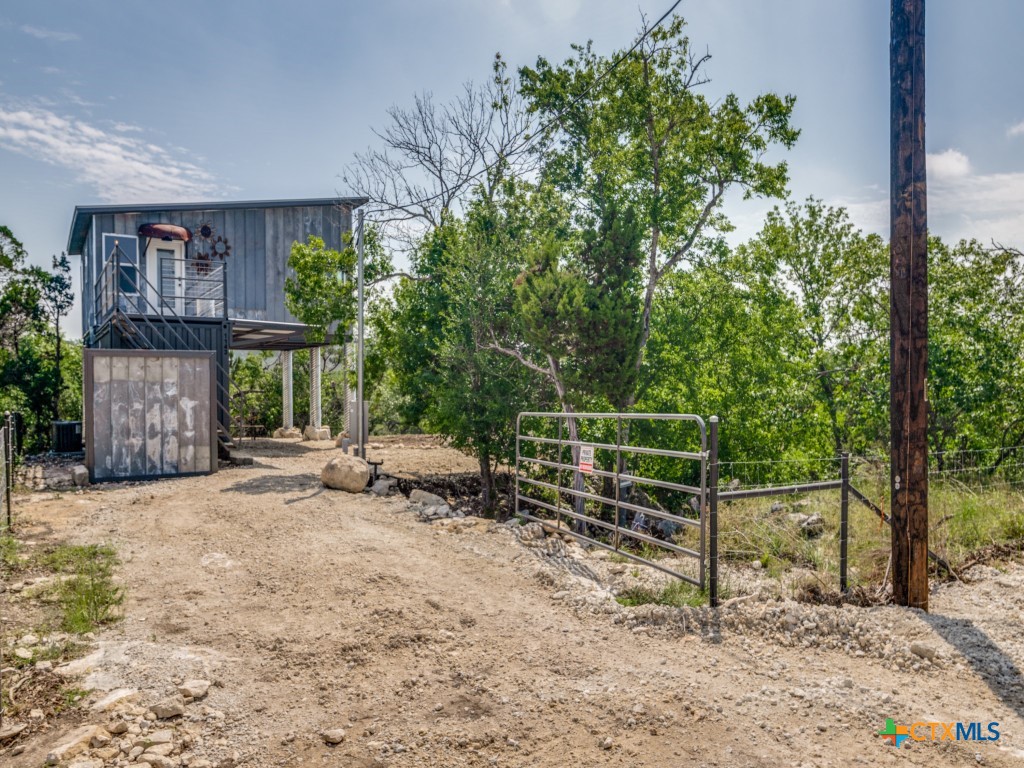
[94,246,226,324]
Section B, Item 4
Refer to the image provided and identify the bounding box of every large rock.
[71,465,89,486]
[321,455,370,493]
[149,695,185,719]
[273,427,302,439]
[46,725,107,764]
[304,425,332,441]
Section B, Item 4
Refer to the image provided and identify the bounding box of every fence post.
[5,411,12,530]
[709,416,719,607]
[840,452,850,593]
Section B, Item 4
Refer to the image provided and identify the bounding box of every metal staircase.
[95,245,238,458]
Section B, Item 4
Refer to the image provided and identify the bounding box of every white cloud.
[835,159,1024,249]
[0,104,226,203]
[927,148,970,181]
[20,24,78,42]
[1008,121,1024,138]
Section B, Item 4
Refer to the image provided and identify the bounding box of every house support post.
[281,350,293,429]
[310,347,322,430]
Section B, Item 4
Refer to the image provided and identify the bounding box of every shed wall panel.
[85,350,216,481]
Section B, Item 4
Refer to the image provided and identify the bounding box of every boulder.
[273,427,302,439]
[321,455,370,493]
[71,465,90,486]
[303,425,332,441]
[334,431,351,448]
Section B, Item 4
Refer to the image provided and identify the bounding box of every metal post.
[709,416,719,607]
[890,0,929,611]
[356,209,365,459]
[281,350,293,430]
[6,412,13,530]
[515,415,521,520]
[613,416,621,551]
[309,347,321,430]
[840,452,850,593]
[341,342,350,437]
[555,416,563,529]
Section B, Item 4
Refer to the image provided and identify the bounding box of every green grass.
[717,473,1024,589]
[56,687,89,713]
[0,534,21,568]
[7,638,86,669]
[615,579,722,608]
[37,543,125,634]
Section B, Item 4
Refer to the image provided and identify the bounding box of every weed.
[56,687,89,713]
[0,534,20,569]
[614,579,721,608]
[615,586,659,606]
[38,543,124,634]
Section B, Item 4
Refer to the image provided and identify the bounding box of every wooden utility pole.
[890,0,929,610]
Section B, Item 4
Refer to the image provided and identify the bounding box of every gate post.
[840,452,850,593]
[709,416,719,607]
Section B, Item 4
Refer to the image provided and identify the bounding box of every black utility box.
[51,421,83,453]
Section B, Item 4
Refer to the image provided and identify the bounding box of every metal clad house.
[67,197,366,481]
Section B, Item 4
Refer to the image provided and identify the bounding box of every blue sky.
[1,0,1023,338]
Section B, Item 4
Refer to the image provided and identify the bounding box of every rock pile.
[408,489,464,521]
[17,459,89,491]
[271,427,301,439]
[37,680,224,768]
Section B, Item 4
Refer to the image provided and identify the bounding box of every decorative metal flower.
[212,235,231,259]
[197,222,216,241]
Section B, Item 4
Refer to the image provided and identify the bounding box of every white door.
[145,240,184,315]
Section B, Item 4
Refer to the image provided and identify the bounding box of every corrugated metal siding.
[84,204,350,328]
[85,350,216,481]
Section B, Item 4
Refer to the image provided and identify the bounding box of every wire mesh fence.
[714,446,1024,597]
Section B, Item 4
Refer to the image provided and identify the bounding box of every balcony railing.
[94,245,227,324]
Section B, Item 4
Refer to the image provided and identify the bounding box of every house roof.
[67,196,369,255]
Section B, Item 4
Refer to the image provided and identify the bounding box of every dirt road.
[6,438,1024,767]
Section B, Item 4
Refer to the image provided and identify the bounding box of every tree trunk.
[479,449,495,516]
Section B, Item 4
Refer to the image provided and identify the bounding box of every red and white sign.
[578,445,594,474]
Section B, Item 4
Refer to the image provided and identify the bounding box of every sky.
[1,0,1023,339]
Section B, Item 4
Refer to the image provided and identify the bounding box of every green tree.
[26,254,74,421]
[0,225,27,272]
[518,14,799,410]
[737,199,889,455]
[927,238,1024,461]
[284,234,358,344]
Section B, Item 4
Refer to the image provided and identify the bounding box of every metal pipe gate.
[515,412,712,594]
